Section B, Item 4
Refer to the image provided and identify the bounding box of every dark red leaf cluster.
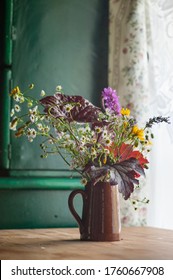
[40,93,101,123]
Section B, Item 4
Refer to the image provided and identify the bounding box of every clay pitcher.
[68,181,121,241]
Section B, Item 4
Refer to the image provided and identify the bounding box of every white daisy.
[27,128,37,141]
[14,104,21,112]
[13,94,20,102]
[9,118,18,131]
[37,123,43,130]
[56,85,62,91]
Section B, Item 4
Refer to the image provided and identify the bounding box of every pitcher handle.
[68,189,87,234]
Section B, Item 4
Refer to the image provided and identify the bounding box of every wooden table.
[0,227,173,260]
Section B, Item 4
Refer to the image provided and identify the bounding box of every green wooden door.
[10,0,108,176]
[0,0,108,229]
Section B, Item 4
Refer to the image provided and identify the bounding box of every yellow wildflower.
[121,108,130,116]
[132,125,145,141]
[10,86,20,96]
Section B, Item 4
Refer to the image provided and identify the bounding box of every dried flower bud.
[15,131,23,137]
[29,83,34,89]
[40,90,46,97]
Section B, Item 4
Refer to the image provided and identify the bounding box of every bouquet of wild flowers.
[9,85,169,200]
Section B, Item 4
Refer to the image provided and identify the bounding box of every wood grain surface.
[0,227,173,260]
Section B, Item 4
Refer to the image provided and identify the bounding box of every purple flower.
[102,87,121,115]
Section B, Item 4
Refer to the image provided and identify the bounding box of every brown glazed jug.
[68,181,121,241]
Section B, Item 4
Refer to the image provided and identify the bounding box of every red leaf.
[109,143,149,167]
[128,150,149,166]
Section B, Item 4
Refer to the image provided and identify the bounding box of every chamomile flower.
[95,126,102,133]
[102,129,108,138]
[29,106,38,115]
[9,118,18,131]
[104,148,110,154]
[79,146,85,152]
[30,114,38,123]
[81,135,86,142]
[64,104,73,112]
[84,126,91,133]
[56,85,62,91]
[14,104,21,112]
[29,106,38,123]
[105,138,112,146]
[37,123,43,130]
[27,128,37,142]
[43,126,50,133]
[13,94,20,102]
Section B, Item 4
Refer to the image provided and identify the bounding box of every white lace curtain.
[109,0,173,229]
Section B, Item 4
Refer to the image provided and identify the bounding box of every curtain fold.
[109,0,151,122]
[109,0,173,228]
